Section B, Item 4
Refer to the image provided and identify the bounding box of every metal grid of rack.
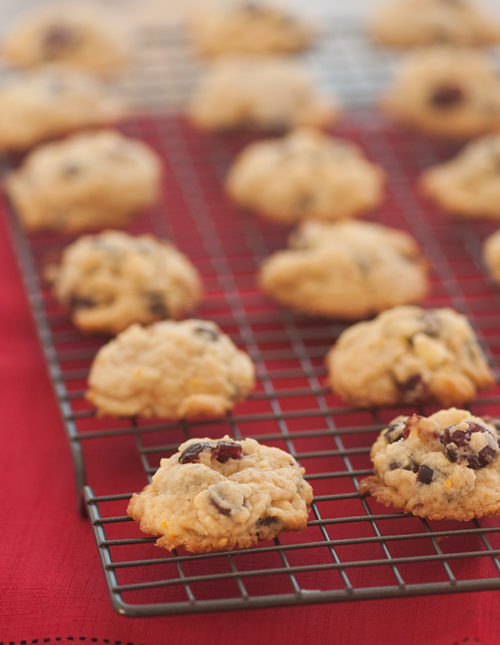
[3,18,500,617]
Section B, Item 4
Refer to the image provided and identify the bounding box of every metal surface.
[3,19,500,616]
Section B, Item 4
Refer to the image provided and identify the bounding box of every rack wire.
[3,17,500,617]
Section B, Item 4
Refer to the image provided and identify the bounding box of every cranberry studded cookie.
[87,319,255,418]
[0,66,125,152]
[127,435,313,552]
[484,228,500,284]
[49,231,202,335]
[369,0,500,48]
[7,130,161,233]
[382,48,500,138]
[186,0,315,57]
[360,408,500,520]
[188,56,339,132]
[226,127,385,224]
[420,134,500,219]
[259,220,428,319]
[327,306,495,408]
[2,4,127,76]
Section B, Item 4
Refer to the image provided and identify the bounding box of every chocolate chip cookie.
[259,220,429,318]
[382,47,500,138]
[50,231,202,334]
[484,228,500,284]
[0,66,125,151]
[420,134,500,218]
[7,130,161,232]
[187,0,315,57]
[360,408,500,520]
[327,305,495,407]
[188,56,339,132]
[127,435,313,552]
[2,4,127,76]
[87,319,255,418]
[226,127,385,224]
[369,0,500,48]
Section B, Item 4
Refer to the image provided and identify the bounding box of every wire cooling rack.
[3,17,500,617]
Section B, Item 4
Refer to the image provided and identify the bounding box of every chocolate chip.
[256,516,279,527]
[194,324,220,341]
[384,418,407,444]
[389,459,418,472]
[145,292,169,318]
[430,84,465,108]
[70,295,95,310]
[178,442,208,464]
[416,464,434,484]
[42,24,79,58]
[209,496,231,517]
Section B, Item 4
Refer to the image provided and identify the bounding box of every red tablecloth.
[2,203,499,645]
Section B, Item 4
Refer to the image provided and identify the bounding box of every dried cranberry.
[398,374,428,403]
[417,464,434,484]
[212,441,242,463]
[430,84,465,108]
[441,421,498,469]
[179,440,242,464]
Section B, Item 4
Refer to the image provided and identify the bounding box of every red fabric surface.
[1,200,500,645]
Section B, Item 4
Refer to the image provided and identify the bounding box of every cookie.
[327,305,495,408]
[6,130,161,233]
[0,66,125,151]
[484,228,500,284]
[226,127,385,224]
[87,319,256,418]
[369,0,500,48]
[382,47,500,138]
[360,408,500,520]
[259,220,429,318]
[188,56,339,132]
[127,434,313,552]
[2,4,127,76]
[420,134,500,219]
[187,0,314,57]
[50,231,202,334]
